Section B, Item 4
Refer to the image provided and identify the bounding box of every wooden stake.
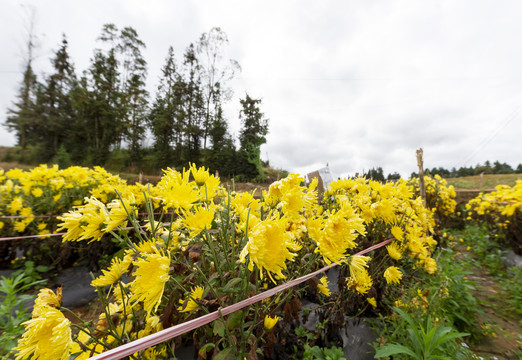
[416,148,426,208]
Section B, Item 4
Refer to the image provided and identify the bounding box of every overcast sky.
[1,0,521,179]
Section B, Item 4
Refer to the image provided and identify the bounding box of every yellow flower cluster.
[16,166,446,359]
[0,165,136,237]
[466,180,522,218]
[325,177,438,277]
[466,180,521,243]
[14,287,73,360]
[407,174,457,218]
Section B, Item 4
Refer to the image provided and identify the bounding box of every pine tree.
[118,27,148,165]
[237,94,269,180]
[181,44,205,164]
[149,47,186,168]
[205,87,236,176]
[82,42,122,164]
[5,9,39,150]
[23,35,77,162]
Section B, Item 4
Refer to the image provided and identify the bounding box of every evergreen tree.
[181,44,205,164]
[31,35,76,161]
[365,167,385,182]
[5,62,38,150]
[237,94,269,180]
[149,46,185,168]
[5,10,39,150]
[83,41,122,164]
[118,27,148,165]
[205,88,236,176]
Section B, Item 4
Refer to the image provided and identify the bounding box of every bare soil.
[466,266,521,359]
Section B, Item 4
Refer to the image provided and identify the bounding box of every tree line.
[412,160,522,178]
[4,25,269,181]
[362,160,522,182]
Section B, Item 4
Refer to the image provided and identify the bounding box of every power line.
[455,102,522,168]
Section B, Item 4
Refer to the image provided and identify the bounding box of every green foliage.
[237,94,269,181]
[428,248,482,340]
[456,224,522,317]
[374,308,469,360]
[11,260,52,287]
[461,224,505,275]
[500,266,522,316]
[52,145,72,169]
[301,344,346,360]
[0,273,44,358]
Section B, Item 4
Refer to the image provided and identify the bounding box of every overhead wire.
[455,102,522,169]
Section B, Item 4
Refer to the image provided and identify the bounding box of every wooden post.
[416,148,426,208]
[138,172,143,185]
[480,172,484,194]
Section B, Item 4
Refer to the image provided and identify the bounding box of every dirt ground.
[466,266,521,359]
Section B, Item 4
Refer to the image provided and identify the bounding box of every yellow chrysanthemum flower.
[349,255,371,274]
[317,275,331,297]
[130,250,170,315]
[383,266,403,285]
[9,196,23,214]
[347,255,373,294]
[394,299,404,308]
[14,305,73,360]
[264,315,279,331]
[105,194,137,232]
[367,297,377,308]
[189,163,221,200]
[315,206,365,265]
[31,187,43,197]
[390,225,404,241]
[91,256,132,287]
[34,287,62,311]
[347,268,373,295]
[386,242,403,260]
[14,221,27,233]
[239,216,301,282]
[178,286,205,313]
[57,211,84,242]
[182,205,215,238]
[79,197,109,242]
[231,191,261,215]
[423,257,438,274]
[161,181,200,210]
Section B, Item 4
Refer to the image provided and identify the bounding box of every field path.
[467,264,521,359]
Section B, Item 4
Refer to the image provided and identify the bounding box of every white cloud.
[1,0,521,178]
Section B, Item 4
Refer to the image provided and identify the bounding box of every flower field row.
[466,180,522,253]
[5,164,457,360]
[0,165,147,237]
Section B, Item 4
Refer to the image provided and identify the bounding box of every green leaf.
[222,277,243,293]
[374,343,417,358]
[198,343,215,357]
[226,310,244,330]
[35,265,52,272]
[213,320,225,337]
[213,346,234,360]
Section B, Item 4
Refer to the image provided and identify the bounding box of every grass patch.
[446,173,521,190]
